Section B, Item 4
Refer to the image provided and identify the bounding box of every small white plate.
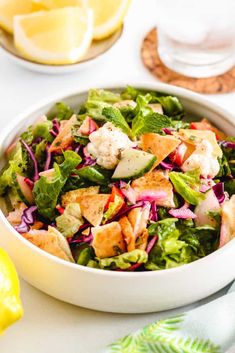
[0,26,123,74]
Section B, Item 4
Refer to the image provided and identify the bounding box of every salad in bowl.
[1,86,235,272]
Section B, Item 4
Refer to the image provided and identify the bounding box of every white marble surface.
[0,1,235,352]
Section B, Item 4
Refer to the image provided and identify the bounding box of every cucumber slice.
[13,173,34,205]
[112,149,156,180]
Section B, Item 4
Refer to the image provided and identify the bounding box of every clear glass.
[155,0,235,77]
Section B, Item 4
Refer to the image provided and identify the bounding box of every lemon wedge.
[14,7,93,65]
[87,0,131,40]
[32,0,86,10]
[0,248,23,334]
[0,0,43,33]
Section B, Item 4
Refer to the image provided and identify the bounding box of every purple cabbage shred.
[21,139,39,181]
[212,182,225,203]
[15,206,37,233]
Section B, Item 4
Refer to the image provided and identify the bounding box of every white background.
[0,0,235,352]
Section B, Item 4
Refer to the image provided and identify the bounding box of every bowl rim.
[1,80,235,278]
[0,26,123,68]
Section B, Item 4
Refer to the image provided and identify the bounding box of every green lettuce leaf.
[224,179,235,197]
[77,247,95,266]
[33,151,81,219]
[56,203,83,237]
[146,219,218,270]
[88,89,121,103]
[98,249,148,270]
[153,95,183,118]
[220,137,235,177]
[0,143,28,195]
[47,102,74,121]
[169,169,205,205]
[102,106,133,137]
[75,165,112,185]
[84,89,121,121]
[217,155,231,177]
[33,120,53,142]
[121,86,184,118]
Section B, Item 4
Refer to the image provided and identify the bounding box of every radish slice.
[194,189,220,227]
[169,203,196,219]
[137,190,167,202]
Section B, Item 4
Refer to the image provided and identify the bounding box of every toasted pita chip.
[191,119,226,140]
[61,186,100,208]
[219,196,235,248]
[22,226,74,262]
[178,129,222,158]
[79,194,110,226]
[136,229,149,251]
[91,222,126,258]
[127,204,150,238]
[132,170,175,208]
[7,202,27,226]
[31,221,44,230]
[49,114,77,153]
[119,216,135,252]
[141,133,180,168]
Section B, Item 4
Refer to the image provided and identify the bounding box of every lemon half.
[14,7,93,65]
[0,248,23,334]
[88,0,131,40]
[0,0,43,33]
[32,0,86,10]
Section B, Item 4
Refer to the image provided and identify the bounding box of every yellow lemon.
[87,0,131,40]
[32,0,86,10]
[0,248,23,334]
[14,7,93,65]
[0,0,44,33]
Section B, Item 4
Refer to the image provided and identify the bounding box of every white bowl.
[0,27,123,74]
[0,82,234,313]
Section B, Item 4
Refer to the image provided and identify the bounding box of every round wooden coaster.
[141,28,235,94]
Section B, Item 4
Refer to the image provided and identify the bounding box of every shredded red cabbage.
[162,128,175,135]
[160,161,174,170]
[21,139,39,181]
[68,230,93,245]
[44,146,52,171]
[146,236,158,254]
[110,201,148,222]
[220,141,235,149]
[52,119,60,134]
[15,206,37,233]
[169,203,197,219]
[150,201,158,221]
[49,129,57,138]
[212,182,225,203]
[75,144,82,154]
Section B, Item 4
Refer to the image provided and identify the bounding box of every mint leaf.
[132,111,173,136]
[102,106,133,137]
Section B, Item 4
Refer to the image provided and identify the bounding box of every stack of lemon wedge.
[0,248,23,334]
[0,0,131,65]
